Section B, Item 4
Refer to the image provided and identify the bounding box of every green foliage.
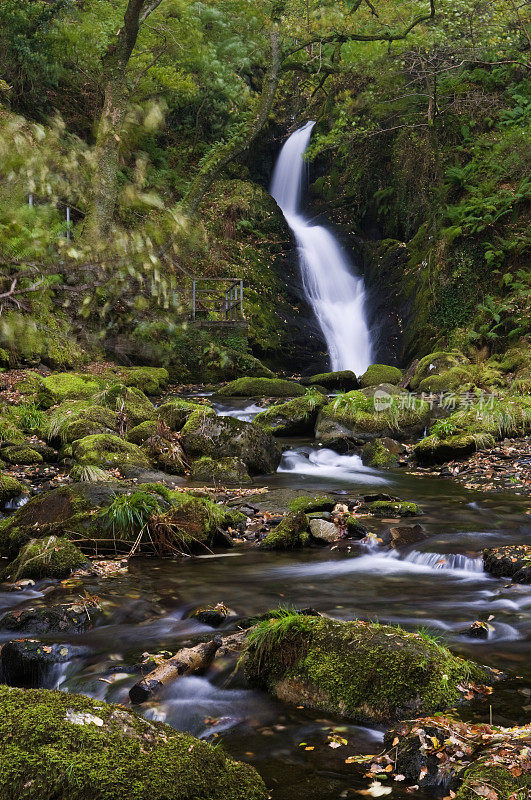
[97,492,162,539]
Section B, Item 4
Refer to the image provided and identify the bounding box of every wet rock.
[309,519,341,544]
[216,377,305,397]
[287,495,336,514]
[190,456,250,483]
[361,439,399,468]
[389,524,428,548]
[187,603,232,627]
[359,364,402,388]
[459,620,491,639]
[366,500,422,517]
[414,433,480,464]
[0,601,99,634]
[253,392,327,436]
[345,516,368,538]
[0,684,268,799]
[301,370,358,391]
[1,639,89,688]
[260,511,309,550]
[0,473,26,507]
[181,413,281,475]
[244,614,492,724]
[483,544,531,583]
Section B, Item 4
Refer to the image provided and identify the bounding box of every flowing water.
[270,121,373,374]
[1,401,529,799]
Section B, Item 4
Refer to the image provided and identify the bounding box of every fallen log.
[129,637,222,704]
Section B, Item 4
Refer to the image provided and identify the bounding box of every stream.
[0,399,529,800]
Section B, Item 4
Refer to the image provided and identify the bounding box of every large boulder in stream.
[0,640,89,688]
[72,434,151,470]
[216,377,305,397]
[315,387,430,447]
[253,391,327,436]
[259,511,310,550]
[0,535,87,581]
[181,411,281,475]
[244,613,491,724]
[359,363,402,388]
[301,370,358,390]
[483,544,531,583]
[0,685,267,800]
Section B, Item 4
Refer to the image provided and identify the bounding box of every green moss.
[244,615,488,723]
[301,370,358,390]
[0,415,25,444]
[190,456,250,483]
[72,434,151,470]
[38,373,103,408]
[0,473,26,504]
[253,392,326,435]
[179,405,218,436]
[1,445,43,465]
[126,420,158,445]
[157,398,209,431]
[153,491,243,550]
[121,367,169,395]
[0,685,267,800]
[287,495,335,514]
[409,351,469,390]
[1,535,86,580]
[260,511,310,550]
[46,402,118,444]
[360,364,402,388]
[456,761,530,800]
[368,500,421,517]
[362,440,399,467]
[414,433,480,464]
[97,384,156,427]
[216,377,305,398]
[346,516,368,536]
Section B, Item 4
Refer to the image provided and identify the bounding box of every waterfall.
[270,121,373,374]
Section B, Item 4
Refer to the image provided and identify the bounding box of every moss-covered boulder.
[190,457,250,483]
[98,384,156,427]
[253,392,327,436]
[0,473,26,506]
[366,500,422,517]
[1,444,43,465]
[259,511,309,550]
[483,544,531,583]
[181,413,281,475]
[346,516,368,537]
[72,434,151,470]
[1,535,86,581]
[151,492,245,552]
[216,377,305,398]
[374,717,531,798]
[409,351,469,390]
[414,433,480,464]
[157,398,209,431]
[126,420,158,445]
[46,401,119,444]
[38,373,103,408]
[121,367,169,394]
[0,601,96,634]
[360,364,402,388]
[0,685,267,800]
[287,495,336,514]
[301,370,358,390]
[361,439,399,468]
[244,613,490,723]
[316,388,430,446]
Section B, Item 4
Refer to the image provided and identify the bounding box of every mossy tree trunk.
[83,0,163,244]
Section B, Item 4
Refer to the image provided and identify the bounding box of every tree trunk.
[182,24,282,215]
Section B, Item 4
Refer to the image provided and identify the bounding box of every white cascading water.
[271,121,373,374]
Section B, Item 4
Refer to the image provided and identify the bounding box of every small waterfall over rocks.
[270,121,373,374]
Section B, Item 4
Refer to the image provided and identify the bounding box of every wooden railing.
[191,278,244,321]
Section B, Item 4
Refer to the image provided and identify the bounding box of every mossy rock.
[190,457,250,483]
[346,517,368,537]
[409,351,469,390]
[121,367,169,395]
[360,364,402,388]
[417,364,504,393]
[0,601,96,634]
[414,433,480,464]
[259,511,310,550]
[361,439,399,468]
[216,377,305,398]
[0,416,25,444]
[244,614,489,723]
[126,420,158,445]
[316,388,430,446]
[38,373,103,408]
[1,445,43,465]
[157,398,209,431]
[181,413,281,475]
[0,473,26,505]
[367,500,421,517]
[46,402,119,444]
[72,434,151,470]
[0,685,267,800]
[1,535,86,581]
[153,492,244,552]
[253,392,327,436]
[301,370,358,390]
[456,759,530,800]
[98,384,156,427]
[287,495,336,514]
[483,544,531,583]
